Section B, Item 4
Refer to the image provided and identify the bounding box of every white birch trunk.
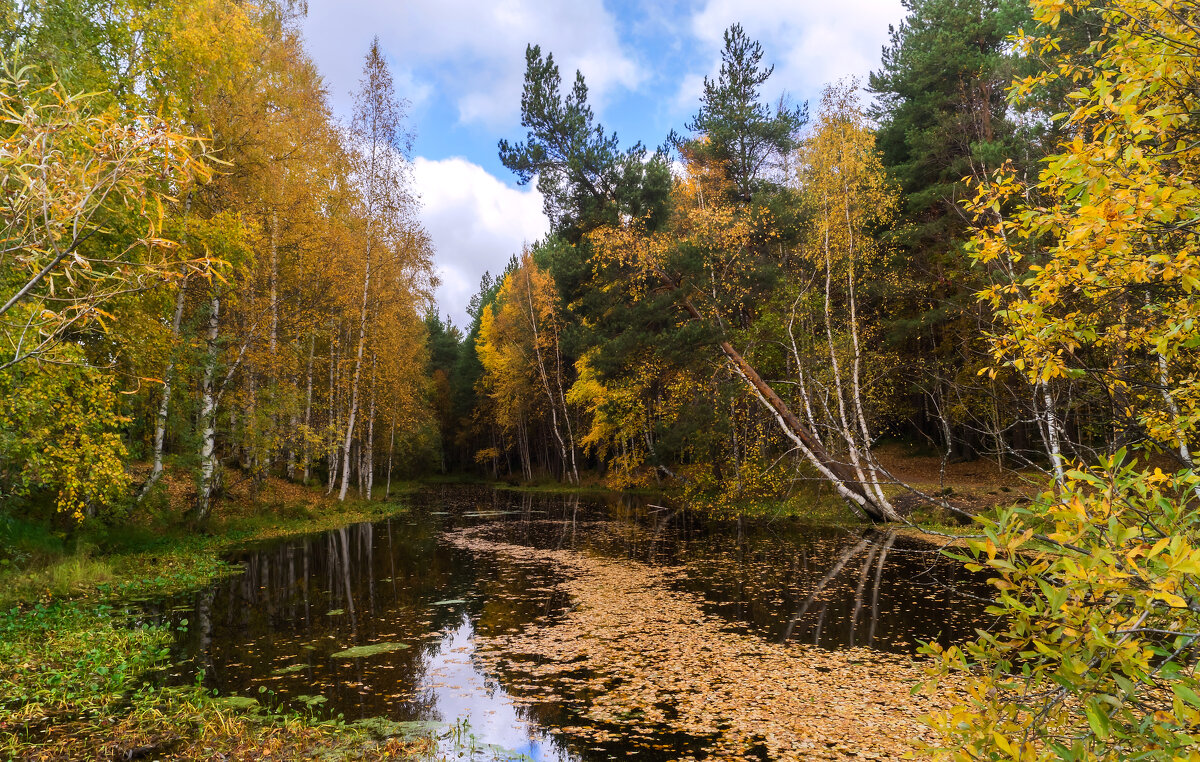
[553,329,580,484]
[386,417,396,501]
[842,186,891,513]
[327,335,340,494]
[196,292,221,521]
[786,297,823,443]
[522,265,575,483]
[820,197,874,499]
[1040,382,1066,490]
[302,336,314,484]
[365,356,376,500]
[337,233,373,501]
[1156,353,1200,502]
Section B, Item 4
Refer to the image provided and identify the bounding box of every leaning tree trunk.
[671,285,897,522]
[721,333,895,521]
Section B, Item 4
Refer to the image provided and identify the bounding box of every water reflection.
[156,486,995,760]
[425,614,570,760]
[464,490,993,653]
[165,512,576,758]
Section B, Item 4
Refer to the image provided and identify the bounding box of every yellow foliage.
[928,0,1200,757]
[967,0,1200,456]
[0,351,131,519]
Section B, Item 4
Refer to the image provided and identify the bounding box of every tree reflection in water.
[154,486,994,761]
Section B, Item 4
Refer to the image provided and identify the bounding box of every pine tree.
[498,44,669,240]
[869,0,1026,257]
[682,23,806,199]
[867,0,1030,460]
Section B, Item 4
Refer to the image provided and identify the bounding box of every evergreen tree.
[498,44,670,241]
[867,0,1030,459]
[682,23,806,199]
[424,312,461,470]
[869,0,1026,259]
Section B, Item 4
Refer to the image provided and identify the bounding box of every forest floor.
[871,445,1040,542]
[874,444,1038,509]
[0,468,449,761]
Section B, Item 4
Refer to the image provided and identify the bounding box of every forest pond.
[149,487,995,760]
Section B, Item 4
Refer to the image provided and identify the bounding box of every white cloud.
[411,157,549,326]
[672,71,707,114]
[680,0,906,109]
[301,0,644,127]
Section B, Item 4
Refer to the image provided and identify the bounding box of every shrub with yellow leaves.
[924,0,1200,758]
[0,348,130,521]
[925,456,1200,760]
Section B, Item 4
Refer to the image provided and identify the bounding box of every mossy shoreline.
[0,477,439,760]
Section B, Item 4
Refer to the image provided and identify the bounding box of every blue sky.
[299,0,907,326]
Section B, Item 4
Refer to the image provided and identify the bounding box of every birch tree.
[338,38,413,502]
[0,56,210,371]
[789,82,905,521]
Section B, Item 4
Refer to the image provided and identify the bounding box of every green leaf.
[332,642,409,658]
[1085,700,1111,740]
[1172,684,1200,709]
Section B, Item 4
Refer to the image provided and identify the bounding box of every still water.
[154,486,994,760]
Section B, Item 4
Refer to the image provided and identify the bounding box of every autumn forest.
[4,0,1200,759]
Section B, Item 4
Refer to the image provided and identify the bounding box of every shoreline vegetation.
[0,471,434,760]
[1,459,1000,761]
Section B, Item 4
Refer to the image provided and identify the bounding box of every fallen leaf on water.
[448,524,964,761]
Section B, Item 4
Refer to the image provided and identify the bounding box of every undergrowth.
[0,473,449,760]
[0,599,437,759]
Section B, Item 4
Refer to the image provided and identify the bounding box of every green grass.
[0,482,454,759]
[0,596,445,759]
[45,552,115,593]
[0,489,419,607]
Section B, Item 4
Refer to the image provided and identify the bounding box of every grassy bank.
[475,444,1033,533]
[0,471,448,760]
[1,479,420,606]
